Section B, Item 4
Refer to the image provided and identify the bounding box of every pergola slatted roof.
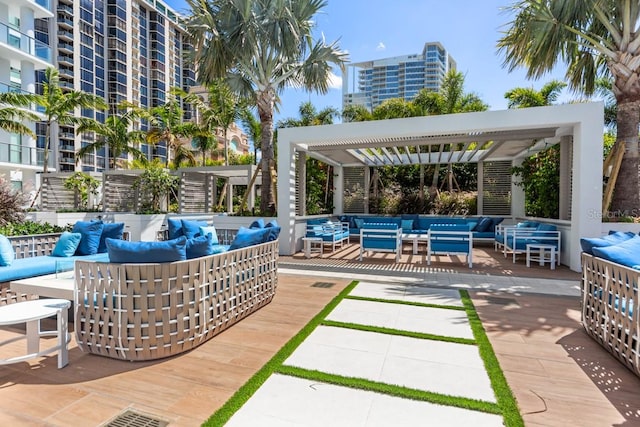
[306,127,561,167]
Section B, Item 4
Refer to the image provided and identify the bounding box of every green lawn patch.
[345,294,466,311]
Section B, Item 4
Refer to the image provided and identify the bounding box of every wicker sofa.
[74,239,279,361]
[581,252,639,377]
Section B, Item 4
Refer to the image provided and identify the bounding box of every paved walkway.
[227,281,505,426]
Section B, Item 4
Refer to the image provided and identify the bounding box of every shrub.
[0,220,71,236]
[430,191,477,216]
[63,171,100,210]
[0,176,26,226]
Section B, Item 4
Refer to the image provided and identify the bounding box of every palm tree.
[145,90,196,167]
[32,67,106,173]
[278,101,339,128]
[0,93,39,137]
[239,107,261,165]
[342,104,373,123]
[504,80,567,108]
[497,0,640,212]
[184,0,348,215]
[75,107,148,169]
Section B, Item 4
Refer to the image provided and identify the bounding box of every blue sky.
[165,0,571,123]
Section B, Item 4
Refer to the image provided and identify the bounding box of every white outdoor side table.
[302,237,323,258]
[0,299,71,369]
[526,243,557,270]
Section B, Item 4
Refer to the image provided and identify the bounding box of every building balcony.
[58,42,73,54]
[57,55,72,65]
[0,141,50,169]
[58,30,73,41]
[0,22,52,68]
[57,4,73,15]
[57,17,73,29]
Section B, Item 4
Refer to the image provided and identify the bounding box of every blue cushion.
[229,227,272,250]
[0,253,110,283]
[0,234,14,266]
[401,219,414,231]
[354,218,364,229]
[98,222,125,253]
[199,225,219,244]
[533,223,557,238]
[106,236,187,263]
[72,220,104,255]
[211,244,229,254]
[580,231,636,255]
[182,219,208,239]
[467,221,478,231]
[592,235,640,268]
[249,218,265,229]
[52,231,82,257]
[186,234,214,259]
[491,217,504,230]
[167,218,184,239]
[475,217,493,233]
[265,220,281,241]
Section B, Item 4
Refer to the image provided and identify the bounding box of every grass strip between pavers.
[321,319,476,345]
[275,365,501,415]
[345,294,466,311]
[459,290,525,427]
[203,281,520,426]
[202,280,360,427]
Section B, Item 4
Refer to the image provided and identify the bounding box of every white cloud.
[328,71,342,90]
[376,42,386,51]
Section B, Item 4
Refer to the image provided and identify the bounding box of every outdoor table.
[0,299,71,369]
[526,243,557,270]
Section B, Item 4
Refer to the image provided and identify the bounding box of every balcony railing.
[0,21,51,62]
[0,141,52,168]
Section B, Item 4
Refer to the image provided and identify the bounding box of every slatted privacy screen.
[41,172,102,211]
[103,172,140,212]
[343,166,366,213]
[295,152,301,215]
[482,160,512,216]
[179,171,216,213]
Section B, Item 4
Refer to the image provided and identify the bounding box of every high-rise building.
[46,0,196,173]
[0,0,53,195]
[342,42,456,111]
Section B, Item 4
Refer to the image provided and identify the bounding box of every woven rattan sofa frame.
[74,239,279,361]
[581,252,640,377]
[0,233,62,305]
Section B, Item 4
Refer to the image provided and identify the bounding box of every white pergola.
[277,102,604,272]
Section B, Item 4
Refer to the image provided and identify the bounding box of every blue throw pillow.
[354,218,364,229]
[491,217,504,230]
[475,217,493,233]
[229,227,272,250]
[467,221,479,231]
[580,231,636,255]
[52,231,82,257]
[199,225,219,244]
[167,218,184,239]
[265,220,281,241]
[73,220,104,255]
[401,219,414,231]
[249,218,265,229]
[98,222,125,253]
[592,235,640,268]
[182,219,208,239]
[106,236,187,263]
[186,233,214,259]
[0,234,14,266]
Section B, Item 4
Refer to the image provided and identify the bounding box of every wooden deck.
[1,263,638,426]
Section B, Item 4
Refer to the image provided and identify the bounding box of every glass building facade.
[342,42,456,111]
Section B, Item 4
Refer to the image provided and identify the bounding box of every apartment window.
[10,68,21,85]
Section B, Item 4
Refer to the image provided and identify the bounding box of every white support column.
[297,152,306,215]
[559,136,572,221]
[569,105,604,271]
[364,167,370,214]
[333,165,344,215]
[277,136,297,255]
[227,182,233,213]
[511,158,526,218]
[477,162,484,215]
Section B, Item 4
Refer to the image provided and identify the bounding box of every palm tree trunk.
[223,128,229,166]
[257,89,276,215]
[610,99,640,213]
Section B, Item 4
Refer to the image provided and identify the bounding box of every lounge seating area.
[581,231,640,377]
[494,220,561,267]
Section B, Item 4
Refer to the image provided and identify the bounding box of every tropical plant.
[0,176,26,226]
[145,90,196,167]
[30,67,106,173]
[0,220,71,236]
[497,0,640,213]
[132,160,179,213]
[413,70,488,114]
[239,107,261,165]
[372,98,421,120]
[185,0,348,215]
[0,93,39,137]
[504,80,567,108]
[75,106,148,169]
[63,171,100,210]
[342,104,373,122]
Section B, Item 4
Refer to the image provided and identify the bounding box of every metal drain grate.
[311,282,336,288]
[485,296,519,306]
[102,410,168,427]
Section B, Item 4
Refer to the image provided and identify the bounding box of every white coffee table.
[10,271,75,301]
[526,243,557,270]
[402,233,430,254]
[0,298,71,368]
